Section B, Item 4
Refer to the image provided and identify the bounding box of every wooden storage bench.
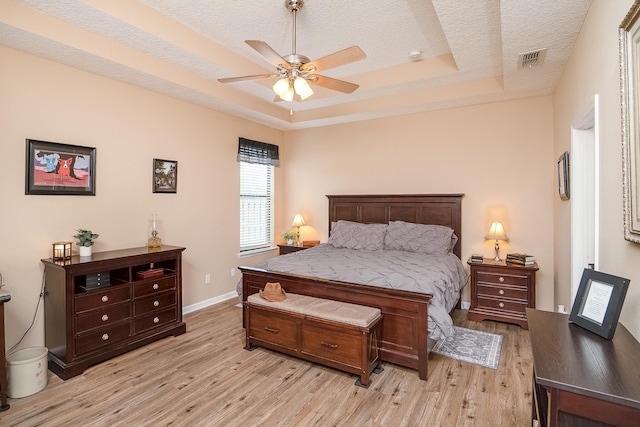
[244,293,383,387]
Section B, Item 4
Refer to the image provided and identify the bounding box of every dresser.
[467,258,538,329]
[528,308,640,426]
[42,246,186,379]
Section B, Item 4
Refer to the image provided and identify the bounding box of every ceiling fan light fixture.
[273,78,291,98]
[282,85,295,102]
[294,77,314,100]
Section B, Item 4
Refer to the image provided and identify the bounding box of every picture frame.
[153,158,177,193]
[620,0,640,243]
[25,139,96,196]
[569,269,630,340]
[557,151,570,200]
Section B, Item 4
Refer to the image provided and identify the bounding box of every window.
[238,138,279,252]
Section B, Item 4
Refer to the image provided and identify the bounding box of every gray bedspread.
[262,244,467,341]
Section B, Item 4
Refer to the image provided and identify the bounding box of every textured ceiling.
[0,0,592,130]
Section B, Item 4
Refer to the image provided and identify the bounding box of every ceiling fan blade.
[310,75,360,94]
[246,40,291,70]
[302,46,366,73]
[218,74,277,83]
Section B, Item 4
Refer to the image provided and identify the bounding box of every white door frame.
[570,94,600,303]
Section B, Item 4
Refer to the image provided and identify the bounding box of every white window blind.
[240,161,274,251]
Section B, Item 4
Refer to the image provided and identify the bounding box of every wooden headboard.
[327,194,464,259]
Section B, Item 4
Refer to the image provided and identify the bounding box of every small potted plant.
[74,229,99,257]
[282,230,297,245]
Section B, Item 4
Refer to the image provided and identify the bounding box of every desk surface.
[527,308,640,409]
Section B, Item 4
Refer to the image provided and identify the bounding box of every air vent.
[519,49,547,68]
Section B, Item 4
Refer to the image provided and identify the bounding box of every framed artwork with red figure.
[25,139,96,196]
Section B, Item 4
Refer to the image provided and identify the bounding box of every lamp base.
[493,240,501,262]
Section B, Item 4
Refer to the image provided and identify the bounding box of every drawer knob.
[321,341,338,349]
[101,295,109,303]
[101,314,109,322]
[153,317,160,324]
[153,300,160,307]
[499,289,505,295]
[264,327,279,333]
[499,302,505,308]
[102,333,109,341]
[153,283,159,290]
[499,277,505,283]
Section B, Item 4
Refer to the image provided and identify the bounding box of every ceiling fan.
[217,0,366,102]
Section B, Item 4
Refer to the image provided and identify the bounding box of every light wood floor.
[1,301,533,426]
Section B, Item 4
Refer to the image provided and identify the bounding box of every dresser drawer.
[134,307,177,334]
[75,321,131,356]
[133,276,176,299]
[477,284,528,302]
[75,285,131,314]
[301,323,360,368]
[248,308,297,350]
[134,291,176,316]
[477,271,529,287]
[477,295,528,314]
[75,302,131,333]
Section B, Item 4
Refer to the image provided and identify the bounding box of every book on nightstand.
[506,253,536,266]
[470,254,484,263]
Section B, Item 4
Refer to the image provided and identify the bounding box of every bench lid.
[247,293,381,327]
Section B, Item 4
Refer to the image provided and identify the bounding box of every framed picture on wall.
[569,269,630,340]
[153,158,177,193]
[620,0,640,243]
[25,139,96,196]
[557,151,570,200]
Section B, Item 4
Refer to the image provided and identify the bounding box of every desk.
[527,308,640,426]
[0,289,10,411]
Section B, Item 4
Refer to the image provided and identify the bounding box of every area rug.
[431,326,503,369]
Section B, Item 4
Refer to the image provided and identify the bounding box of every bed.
[239,194,465,380]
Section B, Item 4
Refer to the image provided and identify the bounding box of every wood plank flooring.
[1,301,533,426]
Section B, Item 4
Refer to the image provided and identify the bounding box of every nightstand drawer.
[477,271,529,287]
[477,296,528,314]
[477,284,528,301]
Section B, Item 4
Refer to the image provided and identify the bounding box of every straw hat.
[259,282,286,302]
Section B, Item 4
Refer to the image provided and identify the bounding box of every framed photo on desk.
[569,269,630,339]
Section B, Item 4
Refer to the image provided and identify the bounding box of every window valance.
[237,138,279,166]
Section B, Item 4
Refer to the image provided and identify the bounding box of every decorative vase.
[148,213,162,250]
[79,245,92,257]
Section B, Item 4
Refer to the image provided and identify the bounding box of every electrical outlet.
[230,268,236,277]
[205,273,211,284]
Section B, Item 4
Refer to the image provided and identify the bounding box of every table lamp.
[485,221,508,261]
[292,213,306,246]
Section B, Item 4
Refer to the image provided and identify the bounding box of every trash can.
[6,347,48,398]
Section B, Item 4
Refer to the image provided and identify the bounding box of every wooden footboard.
[240,266,432,380]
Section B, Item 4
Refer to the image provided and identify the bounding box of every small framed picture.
[569,269,630,339]
[557,151,570,200]
[153,158,177,193]
[25,139,96,196]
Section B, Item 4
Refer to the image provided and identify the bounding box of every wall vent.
[519,49,547,68]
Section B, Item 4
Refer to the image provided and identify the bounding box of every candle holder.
[148,214,162,250]
[52,242,72,260]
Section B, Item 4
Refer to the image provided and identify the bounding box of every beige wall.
[282,97,555,307]
[553,0,640,340]
[0,46,283,350]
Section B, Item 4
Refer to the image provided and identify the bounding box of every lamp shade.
[273,78,290,97]
[484,221,508,241]
[293,77,314,100]
[292,213,306,227]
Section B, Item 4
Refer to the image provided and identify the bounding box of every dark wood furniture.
[241,194,463,380]
[0,289,10,412]
[528,308,640,427]
[467,258,538,329]
[42,245,186,379]
[277,244,308,255]
[244,294,382,387]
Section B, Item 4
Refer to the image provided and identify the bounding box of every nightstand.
[467,258,538,329]
[277,244,308,255]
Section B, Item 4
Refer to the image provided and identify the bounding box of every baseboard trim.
[182,291,238,315]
